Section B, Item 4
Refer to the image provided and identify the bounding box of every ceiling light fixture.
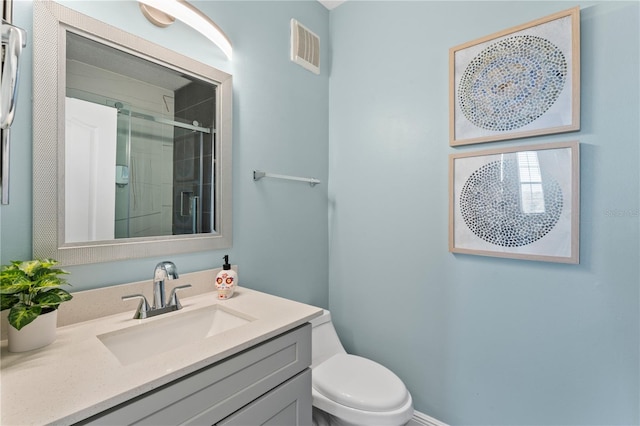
[138,0,232,60]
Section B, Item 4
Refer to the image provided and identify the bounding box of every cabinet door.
[217,369,312,426]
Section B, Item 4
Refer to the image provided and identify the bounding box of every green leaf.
[48,288,73,303]
[1,269,27,283]
[18,260,40,277]
[0,276,32,294]
[1,294,20,311]
[9,304,42,330]
[33,276,67,290]
[0,268,25,280]
[47,267,69,277]
[32,291,63,307]
[39,259,60,269]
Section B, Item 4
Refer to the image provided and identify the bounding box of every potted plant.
[1,258,72,352]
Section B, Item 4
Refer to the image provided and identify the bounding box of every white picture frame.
[449,7,580,146]
[449,141,580,263]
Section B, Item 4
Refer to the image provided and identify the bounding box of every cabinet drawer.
[80,324,311,425]
[216,369,311,426]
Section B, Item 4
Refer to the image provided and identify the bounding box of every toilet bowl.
[310,310,413,426]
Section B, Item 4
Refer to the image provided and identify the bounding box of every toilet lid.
[312,354,409,412]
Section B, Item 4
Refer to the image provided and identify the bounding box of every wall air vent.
[291,19,320,75]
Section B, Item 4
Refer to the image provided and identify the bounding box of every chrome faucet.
[122,261,191,319]
[153,261,179,309]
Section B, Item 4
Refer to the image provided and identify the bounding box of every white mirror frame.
[33,0,233,265]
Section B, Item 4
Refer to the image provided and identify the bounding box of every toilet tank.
[309,310,346,367]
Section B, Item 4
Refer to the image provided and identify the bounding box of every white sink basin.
[98,305,254,365]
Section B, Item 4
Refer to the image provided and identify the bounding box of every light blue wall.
[328,1,639,425]
[3,0,639,424]
[1,0,330,307]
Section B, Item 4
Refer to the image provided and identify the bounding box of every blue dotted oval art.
[458,35,567,132]
[459,159,563,247]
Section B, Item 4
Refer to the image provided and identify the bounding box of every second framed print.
[449,7,580,146]
[449,141,580,264]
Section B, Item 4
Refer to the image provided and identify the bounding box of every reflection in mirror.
[65,33,216,242]
[33,0,232,265]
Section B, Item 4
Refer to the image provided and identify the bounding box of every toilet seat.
[312,354,410,412]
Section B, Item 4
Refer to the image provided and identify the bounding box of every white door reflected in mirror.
[65,97,117,243]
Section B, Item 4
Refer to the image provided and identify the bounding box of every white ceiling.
[318,0,346,10]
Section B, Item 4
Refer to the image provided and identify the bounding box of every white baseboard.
[408,410,449,426]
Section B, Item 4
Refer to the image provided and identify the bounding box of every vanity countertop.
[0,286,322,425]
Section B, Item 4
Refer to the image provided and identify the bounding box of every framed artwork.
[449,7,580,146]
[449,141,580,264]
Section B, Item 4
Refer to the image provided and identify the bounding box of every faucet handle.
[168,284,192,310]
[122,294,151,319]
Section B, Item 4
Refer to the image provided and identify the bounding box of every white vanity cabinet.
[78,324,312,426]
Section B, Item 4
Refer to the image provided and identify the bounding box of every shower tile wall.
[173,82,215,235]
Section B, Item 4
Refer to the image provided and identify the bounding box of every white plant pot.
[8,309,58,353]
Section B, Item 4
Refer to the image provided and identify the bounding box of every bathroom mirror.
[33,0,232,265]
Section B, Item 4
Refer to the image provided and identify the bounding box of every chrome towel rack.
[253,170,320,187]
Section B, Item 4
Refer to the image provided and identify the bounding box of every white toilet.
[310,310,414,426]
